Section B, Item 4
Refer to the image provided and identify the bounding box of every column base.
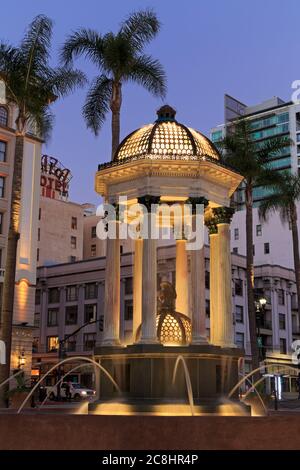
[214,341,237,349]
[191,336,208,345]
[101,339,122,347]
[137,338,159,345]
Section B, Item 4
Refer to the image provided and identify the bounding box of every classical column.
[102,219,121,346]
[188,198,208,344]
[133,237,143,343]
[175,238,189,316]
[139,196,160,344]
[212,207,235,348]
[206,220,219,345]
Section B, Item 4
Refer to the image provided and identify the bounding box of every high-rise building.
[211,94,300,209]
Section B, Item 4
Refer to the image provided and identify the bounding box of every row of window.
[233,224,262,240]
[47,303,98,326]
[235,332,287,353]
[46,333,97,353]
[233,242,270,256]
[35,283,99,304]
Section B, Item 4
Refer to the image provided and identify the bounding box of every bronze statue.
[135,281,191,345]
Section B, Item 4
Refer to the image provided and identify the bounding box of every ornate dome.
[114,105,220,161]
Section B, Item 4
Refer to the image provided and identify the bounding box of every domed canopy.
[114,105,220,162]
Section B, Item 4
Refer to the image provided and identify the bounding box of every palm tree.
[259,172,300,323]
[219,119,291,373]
[61,9,167,159]
[0,15,85,406]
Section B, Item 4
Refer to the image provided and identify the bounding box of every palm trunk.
[245,183,260,376]
[110,81,122,161]
[290,204,300,323]
[0,134,24,407]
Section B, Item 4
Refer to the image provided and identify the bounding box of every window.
[32,338,39,353]
[235,305,244,323]
[253,245,255,256]
[37,227,40,242]
[125,277,133,295]
[235,332,244,349]
[205,271,210,289]
[278,289,285,305]
[37,248,39,262]
[48,287,60,304]
[66,285,78,302]
[47,336,59,352]
[0,177,5,198]
[256,224,262,236]
[65,305,78,325]
[124,300,133,321]
[120,245,123,255]
[71,217,77,230]
[279,313,286,330]
[38,208,41,220]
[233,247,238,254]
[264,242,270,254]
[84,303,97,323]
[0,212,4,234]
[280,338,287,354]
[235,279,243,296]
[234,228,239,240]
[84,333,96,351]
[71,236,77,249]
[0,141,6,162]
[35,289,41,305]
[99,315,104,332]
[91,244,96,257]
[91,226,97,238]
[47,308,58,327]
[85,283,98,300]
[0,107,8,126]
[34,313,40,328]
[205,299,210,317]
[65,336,76,352]
[69,256,76,263]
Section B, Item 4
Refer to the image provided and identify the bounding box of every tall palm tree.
[219,119,291,373]
[0,15,85,406]
[259,172,300,323]
[61,9,167,159]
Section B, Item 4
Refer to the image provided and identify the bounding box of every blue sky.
[1,0,300,203]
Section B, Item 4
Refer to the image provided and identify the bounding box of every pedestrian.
[297,373,300,400]
[65,381,72,401]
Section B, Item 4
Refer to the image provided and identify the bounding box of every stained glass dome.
[114,105,220,161]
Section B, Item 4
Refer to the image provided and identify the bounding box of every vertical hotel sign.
[40,155,72,199]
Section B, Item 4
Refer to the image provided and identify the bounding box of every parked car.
[46,382,96,401]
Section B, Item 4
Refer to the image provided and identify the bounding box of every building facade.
[32,243,299,390]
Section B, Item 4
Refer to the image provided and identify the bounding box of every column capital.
[187,196,209,214]
[205,219,218,235]
[212,206,234,225]
[138,195,160,211]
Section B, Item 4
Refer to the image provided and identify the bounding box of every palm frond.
[120,9,160,51]
[20,15,53,83]
[82,75,112,135]
[256,136,292,165]
[126,54,166,97]
[47,67,87,99]
[28,106,54,142]
[60,29,104,67]
[258,193,286,222]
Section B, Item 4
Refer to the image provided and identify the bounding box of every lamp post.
[255,297,267,362]
[56,317,102,401]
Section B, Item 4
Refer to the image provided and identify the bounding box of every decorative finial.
[156,105,176,122]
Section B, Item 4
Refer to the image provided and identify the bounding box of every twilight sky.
[1,0,300,204]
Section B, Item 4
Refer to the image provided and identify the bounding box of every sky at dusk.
[1,0,300,204]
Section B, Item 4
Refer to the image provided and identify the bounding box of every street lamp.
[56,317,102,401]
[255,296,267,361]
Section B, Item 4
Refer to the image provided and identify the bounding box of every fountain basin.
[92,343,250,416]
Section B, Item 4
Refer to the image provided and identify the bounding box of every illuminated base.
[89,399,250,416]
[92,344,249,416]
